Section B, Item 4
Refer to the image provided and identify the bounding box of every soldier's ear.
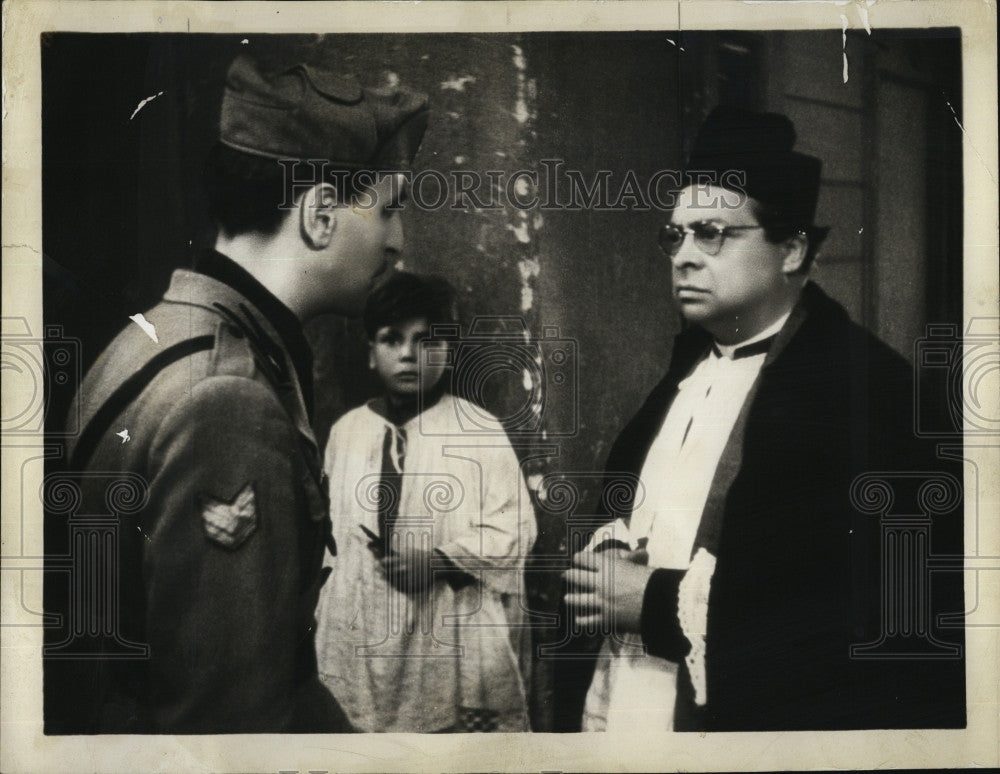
[781,232,808,274]
[368,346,376,370]
[300,182,339,250]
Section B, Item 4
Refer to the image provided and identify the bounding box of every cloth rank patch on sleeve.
[201,482,258,549]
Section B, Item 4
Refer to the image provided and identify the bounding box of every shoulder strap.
[69,335,216,470]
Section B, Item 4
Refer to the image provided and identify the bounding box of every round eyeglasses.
[658,221,765,258]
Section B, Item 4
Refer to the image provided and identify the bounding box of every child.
[314,272,536,732]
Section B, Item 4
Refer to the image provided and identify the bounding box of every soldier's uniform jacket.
[56,250,345,733]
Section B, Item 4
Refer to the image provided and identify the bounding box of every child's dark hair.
[363,272,457,340]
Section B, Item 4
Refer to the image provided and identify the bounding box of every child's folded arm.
[435,443,535,594]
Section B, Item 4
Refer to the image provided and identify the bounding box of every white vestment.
[315,394,536,732]
[583,315,787,732]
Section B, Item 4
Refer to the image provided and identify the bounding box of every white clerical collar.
[713,311,791,360]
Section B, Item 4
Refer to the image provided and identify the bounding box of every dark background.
[42,30,963,730]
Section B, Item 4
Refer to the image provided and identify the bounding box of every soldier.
[46,53,429,733]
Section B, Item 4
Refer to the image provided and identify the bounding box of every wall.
[762,30,963,357]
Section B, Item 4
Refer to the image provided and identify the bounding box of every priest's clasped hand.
[563,549,655,633]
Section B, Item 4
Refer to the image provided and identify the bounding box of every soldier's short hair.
[204,143,362,237]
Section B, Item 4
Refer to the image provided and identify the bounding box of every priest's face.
[666,184,799,345]
[370,316,447,403]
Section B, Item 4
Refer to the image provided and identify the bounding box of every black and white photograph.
[2,1,998,772]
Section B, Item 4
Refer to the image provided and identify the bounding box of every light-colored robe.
[583,316,786,732]
[315,393,536,732]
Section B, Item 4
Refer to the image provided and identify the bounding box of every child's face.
[369,316,447,401]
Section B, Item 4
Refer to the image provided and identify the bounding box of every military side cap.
[220,54,429,170]
[683,106,823,227]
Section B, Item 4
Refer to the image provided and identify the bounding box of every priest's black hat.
[683,107,823,228]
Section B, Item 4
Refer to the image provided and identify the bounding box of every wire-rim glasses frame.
[658,221,766,258]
